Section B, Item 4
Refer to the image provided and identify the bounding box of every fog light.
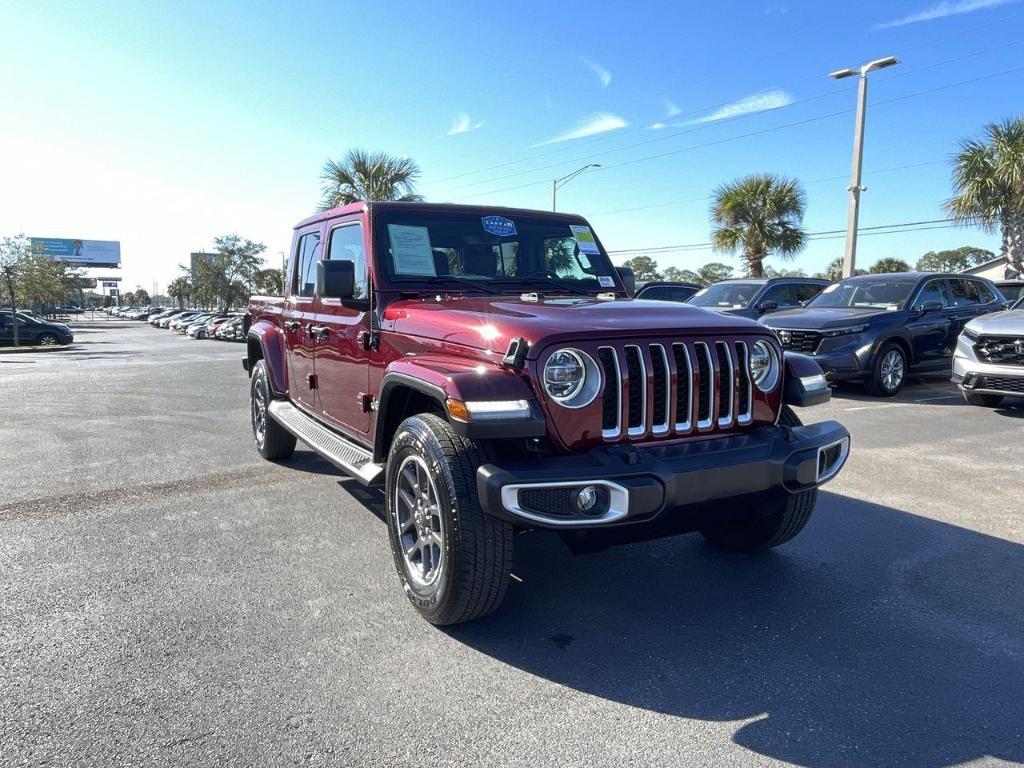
[573,485,599,513]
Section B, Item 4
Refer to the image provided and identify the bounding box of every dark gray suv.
[687,277,829,319]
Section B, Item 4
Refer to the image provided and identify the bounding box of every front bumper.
[952,352,1024,396]
[477,420,850,531]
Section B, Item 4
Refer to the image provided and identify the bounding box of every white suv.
[953,295,1024,406]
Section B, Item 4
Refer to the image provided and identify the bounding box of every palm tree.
[870,257,911,274]
[710,174,807,278]
[946,116,1024,275]
[319,149,422,211]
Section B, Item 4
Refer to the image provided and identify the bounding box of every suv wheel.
[962,390,1004,408]
[37,333,60,346]
[700,406,818,552]
[864,342,906,397]
[385,413,514,625]
[249,359,296,460]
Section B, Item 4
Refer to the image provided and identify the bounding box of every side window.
[913,279,950,309]
[760,284,798,307]
[948,278,981,307]
[796,283,825,303]
[293,231,322,298]
[328,223,368,299]
[974,281,996,304]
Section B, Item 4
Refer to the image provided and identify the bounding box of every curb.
[0,344,73,354]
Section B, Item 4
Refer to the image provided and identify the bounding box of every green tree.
[254,268,284,296]
[620,255,662,281]
[763,266,807,278]
[319,149,422,211]
[662,266,702,284]
[946,116,1024,275]
[167,276,192,308]
[697,262,734,286]
[710,174,807,278]
[133,287,151,305]
[870,257,911,274]
[0,234,30,346]
[916,245,995,272]
[824,257,844,282]
[121,290,136,305]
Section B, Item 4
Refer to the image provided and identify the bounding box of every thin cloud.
[687,90,792,124]
[530,112,628,147]
[447,111,484,136]
[663,98,682,116]
[581,57,612,88]
[646,121,668,130]
[876,0,1017,28]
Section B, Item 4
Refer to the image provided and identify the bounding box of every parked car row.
[638,271,1021,403]
[148,308,246,341]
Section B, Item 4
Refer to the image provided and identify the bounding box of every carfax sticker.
[482,215,517,237]
[570,225,600,255]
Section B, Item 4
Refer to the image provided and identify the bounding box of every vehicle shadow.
[830,377,966,406]
[444,492,1024,767]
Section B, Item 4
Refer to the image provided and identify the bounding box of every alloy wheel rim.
[39,335,57,346]
[251,381,267,445]
[394,455,445,588]
[881,350,904,391]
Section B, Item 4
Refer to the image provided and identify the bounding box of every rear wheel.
[250,359,296,460]
[700,406,818,552]
[864,342,906,397]
[37,333,60,346]
[962,390,1004,408]
[385,414,514,625]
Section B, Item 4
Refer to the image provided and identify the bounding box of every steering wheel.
[524,270,560,279]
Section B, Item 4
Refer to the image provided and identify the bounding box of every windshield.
[375,212,620,293]
[688,282,762,308]
[808,278,915,309]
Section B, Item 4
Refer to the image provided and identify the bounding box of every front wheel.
[385,414,514,625]
[962,390,1004,408]
[249,359,296,460]
[864,342,906,397]
[700,405,818,552]
[37,333,60,346]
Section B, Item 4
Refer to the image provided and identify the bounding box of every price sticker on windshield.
[570,225,600,255]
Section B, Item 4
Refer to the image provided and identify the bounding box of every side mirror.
[616,266,636,296]
[919,300,943,313]
[317,259,355,299]
[1001,299,1013,309]
[757,300,779,314]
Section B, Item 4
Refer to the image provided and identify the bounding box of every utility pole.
[829,56,899,277]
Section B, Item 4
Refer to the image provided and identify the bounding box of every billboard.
[31,238,121,268]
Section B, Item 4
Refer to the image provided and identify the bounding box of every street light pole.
[552,164,601,211]
[829,55,899,278]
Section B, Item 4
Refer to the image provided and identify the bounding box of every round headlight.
[749,340,779,392]
[544,349,586,401]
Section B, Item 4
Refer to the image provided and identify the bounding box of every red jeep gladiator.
[244,202,849,625]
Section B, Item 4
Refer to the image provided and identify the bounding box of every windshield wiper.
[409,275,501,295]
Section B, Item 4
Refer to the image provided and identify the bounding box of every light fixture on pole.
[552,164,601,211]
[829,55,899,278]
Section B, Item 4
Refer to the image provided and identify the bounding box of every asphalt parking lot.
[2,321,1022,767]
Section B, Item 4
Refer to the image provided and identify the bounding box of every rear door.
[313,216,372,435]
[947,278,991,348]
[286,226,323,412]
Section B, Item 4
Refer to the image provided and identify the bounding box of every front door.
[313,217,372,435]
[906,278,953,369]
[286,227,323,412]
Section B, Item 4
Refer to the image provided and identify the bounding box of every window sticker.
[598,275,615,288]
[388,224,436,276]
[570,224,600,255]
[481,215,517,237]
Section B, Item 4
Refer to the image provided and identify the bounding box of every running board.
[268,400,384,486]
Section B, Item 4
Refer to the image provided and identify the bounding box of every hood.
[760,306,893,330]
[382,295,766,354]
[965,309,1024,336]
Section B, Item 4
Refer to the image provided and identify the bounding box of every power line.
[451,64,1024,202]
[424,37,1022,198]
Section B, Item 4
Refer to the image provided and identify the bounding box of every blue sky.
[1,0,1022,292]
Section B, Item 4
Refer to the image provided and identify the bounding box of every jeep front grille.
[598,340,755,440]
